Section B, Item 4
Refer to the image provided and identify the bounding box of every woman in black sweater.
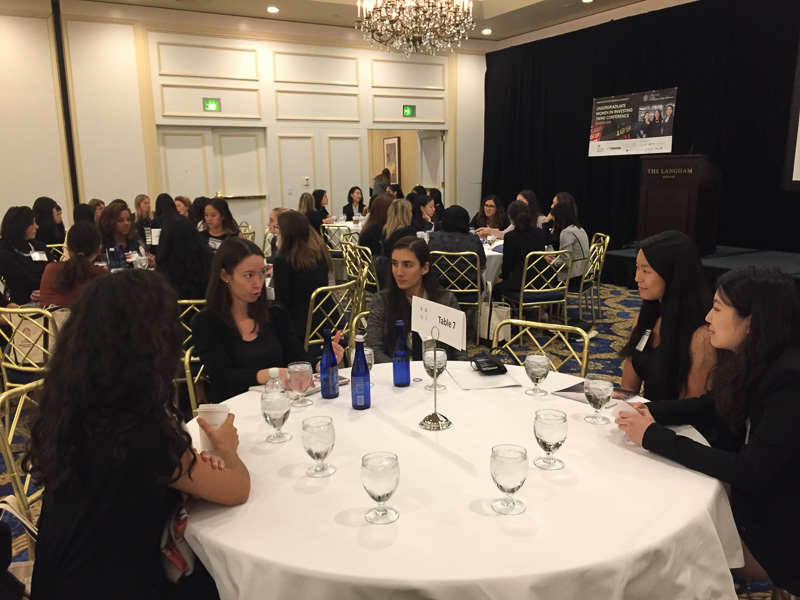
[192,237,343,404]
[357,194,392,257]
[0,206,54,304]
[617,266,800,595]
[492,200,546,295]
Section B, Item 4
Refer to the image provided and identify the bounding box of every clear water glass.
[534,409,567,470]
[361,452,400,524]
[487,235,497,245]
[261,390,292,443]
[524,354,550,396]
[288,361,314,408]
[302,416,336,478]
[423,348,447,391]
[490,444,528,515]
[584,378,613,425]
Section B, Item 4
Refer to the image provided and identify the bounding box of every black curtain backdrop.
[481,0,800,251]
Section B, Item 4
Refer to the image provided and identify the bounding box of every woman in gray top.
[366,235,468,363]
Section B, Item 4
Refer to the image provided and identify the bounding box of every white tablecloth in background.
[484,239,504,285]
[186,364,741,600]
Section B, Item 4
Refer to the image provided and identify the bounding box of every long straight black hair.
[619,230,713,398]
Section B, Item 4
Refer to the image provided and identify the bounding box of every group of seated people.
[3,185,798,597]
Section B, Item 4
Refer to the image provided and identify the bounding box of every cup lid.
[197,403,229,412]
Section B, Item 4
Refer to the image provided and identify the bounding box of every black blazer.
[272,255,329,343]
[643,348,800,594]
[0,241,54,304]
[498,227,547,290]
[343,203,364,221]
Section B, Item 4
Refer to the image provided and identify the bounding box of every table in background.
[186,363,741,600]
[484,239,503,285]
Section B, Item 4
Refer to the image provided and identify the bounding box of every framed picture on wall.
[383,137,400,184]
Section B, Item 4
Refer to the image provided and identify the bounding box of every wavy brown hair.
[276,210,332,271]
[98,199,139,243]
[55,222,103,294]
[24,270,192,493]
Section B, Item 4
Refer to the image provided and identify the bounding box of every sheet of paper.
[411,295,466,350]
[608,400,642,419]
[446,361,522,390]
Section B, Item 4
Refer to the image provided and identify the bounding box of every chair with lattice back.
[183,346,206,419]
[46,244,66,261]
[304,279,358,360]
[430,251,482,344]
[0,379,45,559]
[0,307,59,389]
[239,221,256,242]
[177,300,206,351]
[263,230,275,257]
[500,249,572,324]
[491,319,590,377]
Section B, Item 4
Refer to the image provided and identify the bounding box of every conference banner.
[588,87,678,157]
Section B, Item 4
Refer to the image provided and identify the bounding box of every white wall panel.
[275,134,316,207]
[371,59,445,90]
[273,52,358,86]
[0,15,69,216]
[157,42,258,80]
[67,20,148,200]
[324,134,363,214]
[373,95,446,124]
[455,53,485,213]
[161,84,261,119]
[158,128,213,198]
[216,131,265,196]
[275,90,359,122]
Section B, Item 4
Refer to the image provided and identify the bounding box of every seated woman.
[156,217,213,300]
[0,206,54,304]
[27,269,250,599]
[298,192,331,234]
[98,200,151,266]
[192,237,343,403]
[272,210,334,345]
[312,189,331,221]
[132,193,153,245]
[619,230,716,401]
[190,196,211,229]
[470,194,509,231]
[380,199,415,258]
[200,198,239,251]
[427,205,486,283]
[366,236,468,364]
[477,189,545,240]
[342,186,365,221]
[491,200,547,296]
[545,203,589,288]
[542,191,579,231]
[411,195,436,232]
[152,193,181,231]
[617,266,800,595]
[72,203,95,225]
[174,195,192,217]
[387,183,404,199]
[265,206,290,264]
[356,194,392,257]
[88,198,105,225]
[33,196,65,247]
[39,222,108,308]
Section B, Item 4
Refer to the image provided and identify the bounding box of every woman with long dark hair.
[617,266,800,595]
[470,195,509,231]
[152,193,180,230]
[33,196,65,246]
[272,210,333,344]
[39,222,108,308]
[358,194,393,257]
[200,198,239,250]
[298,191,331,234]
[428,205,486,282]
[543,191,579,232]
[366,236,467,364]
[411,195,436,232]
[0,206,54,304]
[343,186,365,221]
[26,269,250,598]
[88,198,105,224]
[546,202,589,287]
[491,200,546,294]
[192,237,342,403]
[156,217,213,299]
[191,197,211,228]
[619,230,716,400]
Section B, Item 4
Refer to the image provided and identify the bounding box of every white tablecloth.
[186,363,742,600]
[484,240,504,285]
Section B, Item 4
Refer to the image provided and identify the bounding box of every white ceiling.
[84,0,649,41]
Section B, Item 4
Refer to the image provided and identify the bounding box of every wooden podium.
[638,155,720,255]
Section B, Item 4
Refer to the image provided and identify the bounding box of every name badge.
[208,237,222,250]
[30,251,48,262]
[635,328,652,352]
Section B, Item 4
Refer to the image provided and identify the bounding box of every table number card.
[411,295,466,350]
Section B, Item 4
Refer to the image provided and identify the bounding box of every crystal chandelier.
[356,0,475,56]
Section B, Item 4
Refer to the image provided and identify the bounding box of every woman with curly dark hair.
[26,269,250,599]
[156,216,213,299]
[470,194,509,231]
[617,266,800,595]
[98,200,153,266]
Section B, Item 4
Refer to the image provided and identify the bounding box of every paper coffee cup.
[197,403,229,454]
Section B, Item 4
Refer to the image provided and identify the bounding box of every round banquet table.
[185,363,742,600]
[484,239,503,285]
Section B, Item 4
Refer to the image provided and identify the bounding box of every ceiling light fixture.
[582,0,593,3]
[356,0,475,56]
[267,6,280,13]
[481,28,492,35]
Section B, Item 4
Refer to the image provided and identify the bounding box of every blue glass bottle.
[117,243,127,269]
[392,320,410,387]
[320,329,339,399]
[350,335,370,410]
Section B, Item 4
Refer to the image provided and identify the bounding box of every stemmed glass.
[490,444,528,515]
[533,409,567,470]
[261,390,292,443]
[423,348,447,391]
[302,416,336,477]
[348,347,375,387]
[584,378,613,425]
[361,452,400,524]
[288,361,314,408]
[524,354,550,396]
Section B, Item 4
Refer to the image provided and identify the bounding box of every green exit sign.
[203,98,221,112]
[403,105,416,117]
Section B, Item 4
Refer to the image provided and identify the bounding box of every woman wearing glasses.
[470,195,509,231]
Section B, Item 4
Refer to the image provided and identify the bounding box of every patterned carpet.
[0,284,784,597]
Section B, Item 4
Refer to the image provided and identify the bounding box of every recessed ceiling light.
[481,28,492,35]
[267,6,279,13]
[582,0,593,3]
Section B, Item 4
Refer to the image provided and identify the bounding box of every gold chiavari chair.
[567,233,610,323]
[239,221,256,242]
[177,300,206,351]
[263,230,275,257]
[491,319,591,377]
[430,251,482,344]
[304,279,359,361]
[183,346,206,419]
[321,224,351,282]
[500,249,572,324]
[174,301,206,415]
[46,244,66,261]
[0,379,44,559]
[0,307,59,390]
